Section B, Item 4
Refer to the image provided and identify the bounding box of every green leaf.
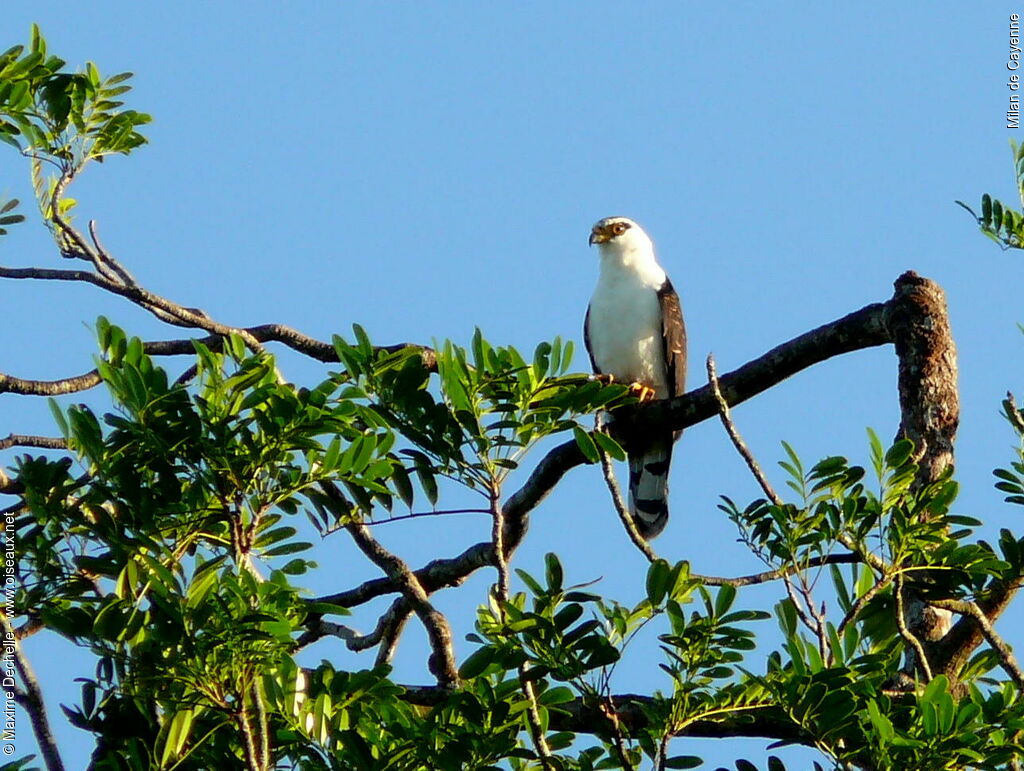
[544,552,563,593]
[664,757,703,769]
[884,439,914,469]
[459,646,495,679]
[714,583,736,618]
[920,673,949,704]
[593,430,626,461]
[866,699,894,743]
[262,541,313,557]
[573,426,599,463]
[646,559,670,606]
[538,686,574,705]
[160,708,196,766]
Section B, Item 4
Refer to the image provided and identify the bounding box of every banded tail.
[627,434,674,540]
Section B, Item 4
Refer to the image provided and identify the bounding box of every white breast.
[587,268,669,398]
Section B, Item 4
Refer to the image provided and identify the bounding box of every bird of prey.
[584,216,686,539]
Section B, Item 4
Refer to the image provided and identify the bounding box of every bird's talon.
[628,383,657,403]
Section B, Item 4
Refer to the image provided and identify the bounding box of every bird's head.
[589,216,656,264]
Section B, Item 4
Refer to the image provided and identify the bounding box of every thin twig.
[783,577,821,641]
[596,416,657,562]
[790,571,830,663]
[694,553,860,587]
[88,219,138,287]
[366,508,491,526]
[707,354,782,506]
[836,533,890,575]
[836,572,894,639]
[602,697,637,771]
[49,170,97,267]
[895,574,932,681]
[488,485,555,770]
[710,353,833,655]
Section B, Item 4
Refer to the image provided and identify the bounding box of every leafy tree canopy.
[5,25,1024,771]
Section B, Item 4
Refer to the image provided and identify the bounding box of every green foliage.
[10,318,647,769]
[9,29,1024,771]
[13,328,1024,768]
[459,554,772,769]
[957,138,1024,249]
[332,326,629,496]
[0,25,150,243]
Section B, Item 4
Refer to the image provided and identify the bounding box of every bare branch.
[87,219,138,287]
[0,329,435,399]
[15,617,44,640]
[297,619,379,650]
[374,599,413,667]
[895,575,932,681]
[931,598,1024,691]
[1,616,66,771]
[327,485,458,686]
[596,421,657,562]
[837,572,894,639]
[0,263,268,353]
[706,353,782,506]
[0,368,103,396]
[601,698,637,771]
[0,434,68,451]
[888,272,959,485]
[693,553,861,587]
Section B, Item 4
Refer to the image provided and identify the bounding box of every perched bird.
[584,216,687,539]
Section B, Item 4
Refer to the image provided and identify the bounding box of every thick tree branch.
[888,272,959,484]
[0,370,102,396]
[882,273,961,680]
[343,520,458,686]
[310,289,908,614]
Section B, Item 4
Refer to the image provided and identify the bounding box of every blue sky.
[4,3,1024,768]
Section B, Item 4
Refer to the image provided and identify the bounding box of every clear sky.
[4,3,1024,768]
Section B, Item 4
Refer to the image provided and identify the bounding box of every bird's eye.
[612,222,628,235]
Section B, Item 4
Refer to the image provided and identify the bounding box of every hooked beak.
[589,227,610,246]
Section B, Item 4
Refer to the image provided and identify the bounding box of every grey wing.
[657,278,687,399]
